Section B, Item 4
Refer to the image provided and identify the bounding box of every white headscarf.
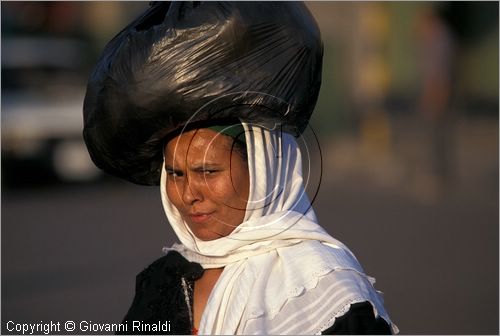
[161,123,398,334]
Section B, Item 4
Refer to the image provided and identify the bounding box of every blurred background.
[1,2,498,334]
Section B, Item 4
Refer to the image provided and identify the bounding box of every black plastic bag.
[83,1,323,185]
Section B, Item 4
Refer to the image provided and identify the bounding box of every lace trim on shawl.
[240,253,399,335]
[248,267,371,320]
[245,241,369,321]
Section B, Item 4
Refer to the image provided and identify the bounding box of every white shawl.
[161,123,398,334]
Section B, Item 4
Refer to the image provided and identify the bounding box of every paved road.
[2,120,498,334]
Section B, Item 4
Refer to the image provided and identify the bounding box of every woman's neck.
[193,267,224,330]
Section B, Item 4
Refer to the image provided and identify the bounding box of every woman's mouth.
[188,212,215,224]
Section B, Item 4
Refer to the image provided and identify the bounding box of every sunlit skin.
[164,128,250,241]
[164,128,250,329]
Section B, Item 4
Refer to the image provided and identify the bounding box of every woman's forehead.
[164,128,234,160]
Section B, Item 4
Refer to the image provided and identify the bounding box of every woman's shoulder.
[239,241,397,334]
[118,251,203,335]
[136,250,203,284]
[129,251,203,318]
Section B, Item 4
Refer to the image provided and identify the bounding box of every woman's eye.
[203,169,218,175]
[167,170,182,178]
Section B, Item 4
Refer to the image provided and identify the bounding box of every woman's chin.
[192,229,225,241]
[188,223,237,241]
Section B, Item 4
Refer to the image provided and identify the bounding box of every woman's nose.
[181,176,203,205]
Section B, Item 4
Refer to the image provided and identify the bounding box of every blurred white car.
[2,37,101,182]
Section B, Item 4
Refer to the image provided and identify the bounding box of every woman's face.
[164,128,250,241]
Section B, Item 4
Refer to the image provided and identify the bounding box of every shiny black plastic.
[83,1,323,185]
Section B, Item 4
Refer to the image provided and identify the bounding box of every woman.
[116,121,397,334]
[83,2,398,334]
